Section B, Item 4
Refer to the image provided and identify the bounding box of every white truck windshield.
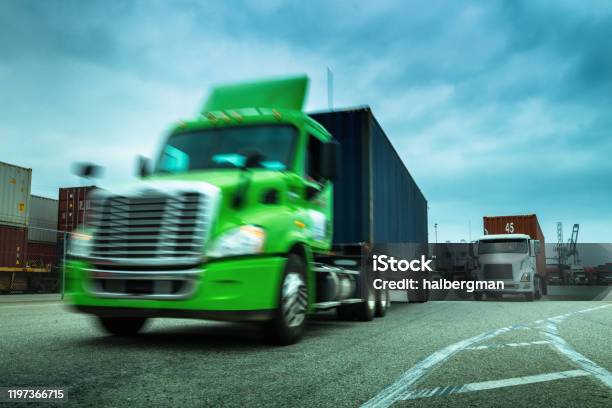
[479,239,528,254]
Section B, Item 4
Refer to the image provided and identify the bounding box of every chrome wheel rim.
[281,272,308,328]
[381,290,389,309]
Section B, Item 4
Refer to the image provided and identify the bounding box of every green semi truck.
[66,76,427,344]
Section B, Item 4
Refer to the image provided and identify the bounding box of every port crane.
[554,222,580,284]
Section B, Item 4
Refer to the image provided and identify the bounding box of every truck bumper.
[66,256,286,321]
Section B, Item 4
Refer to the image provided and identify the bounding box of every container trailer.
[66,76,428,344]
[474,214,546,300]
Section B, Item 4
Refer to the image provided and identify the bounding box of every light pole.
[434,223,438,245]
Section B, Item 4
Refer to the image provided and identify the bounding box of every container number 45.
[505,222,514,233]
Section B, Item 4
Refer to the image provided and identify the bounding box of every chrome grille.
[89,191,208,264]
[483,264,513,280]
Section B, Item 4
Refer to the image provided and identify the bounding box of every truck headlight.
[520,272,531,282]
[208,225,266,258]
[68,232,93,258]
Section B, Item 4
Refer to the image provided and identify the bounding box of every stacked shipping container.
[0,162,31,276]
[57,186,97,234]
[0,161,62,292]
[0,161,32,291]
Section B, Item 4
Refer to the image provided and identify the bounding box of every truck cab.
[474,234,543,301]
[66,76,386,345]
[570,265,587,285]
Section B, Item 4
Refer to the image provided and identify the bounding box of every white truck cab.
[570,265,587,284]
[474,234,543,301]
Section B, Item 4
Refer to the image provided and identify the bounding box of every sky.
[1,0,611,243]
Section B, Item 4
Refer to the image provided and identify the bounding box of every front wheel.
[97,317,147,336]
[264,254,308,345]
[534,276,542,300]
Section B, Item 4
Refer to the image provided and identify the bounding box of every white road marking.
[543,319,612,388]
[465,340,550,350]
[360,324,525,408]
[361,304,612,408]
[400,370,591,400]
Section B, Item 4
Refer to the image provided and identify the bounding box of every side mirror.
[137,156,152,178]
[72,162,104,179]
[529,240,539,256]
[320,140,340,182]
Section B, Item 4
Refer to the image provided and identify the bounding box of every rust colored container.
[26,242,57,269]
[57,186,97,234]
[0,224,27,269]
[482,214,546,279]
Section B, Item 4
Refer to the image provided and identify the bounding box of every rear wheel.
[534,276,542,300]
[375,287,389,317]
[97,317,147,336]
[356,284,375,321]
[264,254,308,345]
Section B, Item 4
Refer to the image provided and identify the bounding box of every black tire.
[97,317,147,336]
[264,254,308,345]
[473,292,484,301]
[353,283,375,321]
[375,287,389,317]
[534,276,542,300]
[524,292,534,301]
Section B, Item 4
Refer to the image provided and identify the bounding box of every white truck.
[473,234,544,301]
[570,265,587,285]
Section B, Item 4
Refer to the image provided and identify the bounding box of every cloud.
[1,0,611,242]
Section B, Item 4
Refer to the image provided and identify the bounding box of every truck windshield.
[155,125,296,173]
[479,239,528,254]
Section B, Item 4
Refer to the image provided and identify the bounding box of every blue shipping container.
[309,107,428,245]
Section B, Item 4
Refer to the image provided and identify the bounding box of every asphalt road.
[1,295,611,407]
